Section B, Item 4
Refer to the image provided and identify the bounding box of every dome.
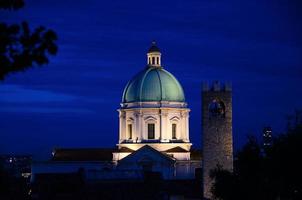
[122,66,185,103]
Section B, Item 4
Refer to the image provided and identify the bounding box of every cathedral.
[31,42,233,199]
[112,42,200,179]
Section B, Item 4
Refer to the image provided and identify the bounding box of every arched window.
[126,117,134,140]
[156,57,159,65]
[144,116,157,140]
[172,124,177,139]
[169,116,180,140]
[148,123,155,139]
[152,57,155,65]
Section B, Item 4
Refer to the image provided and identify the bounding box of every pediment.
[170,116,180,122]
[144,116,157,122]
[118,145,175,164]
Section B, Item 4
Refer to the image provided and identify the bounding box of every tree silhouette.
[0,0,58,80]
[210,122,302,200]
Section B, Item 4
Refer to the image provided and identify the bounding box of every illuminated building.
[0,155,32,179]
[31,42,236,199]
[32,42,201,182]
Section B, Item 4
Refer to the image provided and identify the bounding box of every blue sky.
[1,0,301,159]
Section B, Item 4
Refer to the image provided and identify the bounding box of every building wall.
[31,161,112,182]
[116,104,191,159]
[119,107,190,143]
[112,152,132,161]
[175,160,202,179]
[166,152,190,160]
[31,159,202,182]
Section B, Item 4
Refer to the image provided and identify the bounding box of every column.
[180,111,185,140]
[184,111,190,142]
[161,110,169,142]
[135,111,143,142]
[119,110,126,143]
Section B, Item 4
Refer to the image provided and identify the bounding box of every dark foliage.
[0,166,30,200]
[210,166,239,200]
[0,0,24,10]
[0,0,58,80]
[211,124,302,200]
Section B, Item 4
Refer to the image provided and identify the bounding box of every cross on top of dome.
[148,41,161,53]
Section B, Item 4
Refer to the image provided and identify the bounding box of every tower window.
[152,57,155,65]
[156,57,159,65]
[128,124,132,139]
[172,124,177,139]
[209,99,225,118]
[148,123,155,139]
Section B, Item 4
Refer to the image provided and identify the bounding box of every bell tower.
[202,81,233,199]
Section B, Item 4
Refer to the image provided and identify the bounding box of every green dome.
[122,67,185,103]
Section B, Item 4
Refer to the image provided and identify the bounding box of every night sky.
[1,0,301,159]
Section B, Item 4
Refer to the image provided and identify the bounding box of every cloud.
[0,84,77,103]
[0,84,95,114]
[0,106,94,114]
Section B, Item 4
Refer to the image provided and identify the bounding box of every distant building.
[263,126,273,147]
[0,155,32,179]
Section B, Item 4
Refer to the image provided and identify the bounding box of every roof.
[164,147,189,153]
[52,148,115,161]
[113,147,135,153]
[190,149,202,160]
[119,145,175,164]
[148,41,160,53]
[122,67,185,103]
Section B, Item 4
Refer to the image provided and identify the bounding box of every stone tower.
[202,81,233,199]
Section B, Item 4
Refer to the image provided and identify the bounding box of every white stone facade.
[118,104,190,143]
[114,101,191,161]
[114,42,193,162]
